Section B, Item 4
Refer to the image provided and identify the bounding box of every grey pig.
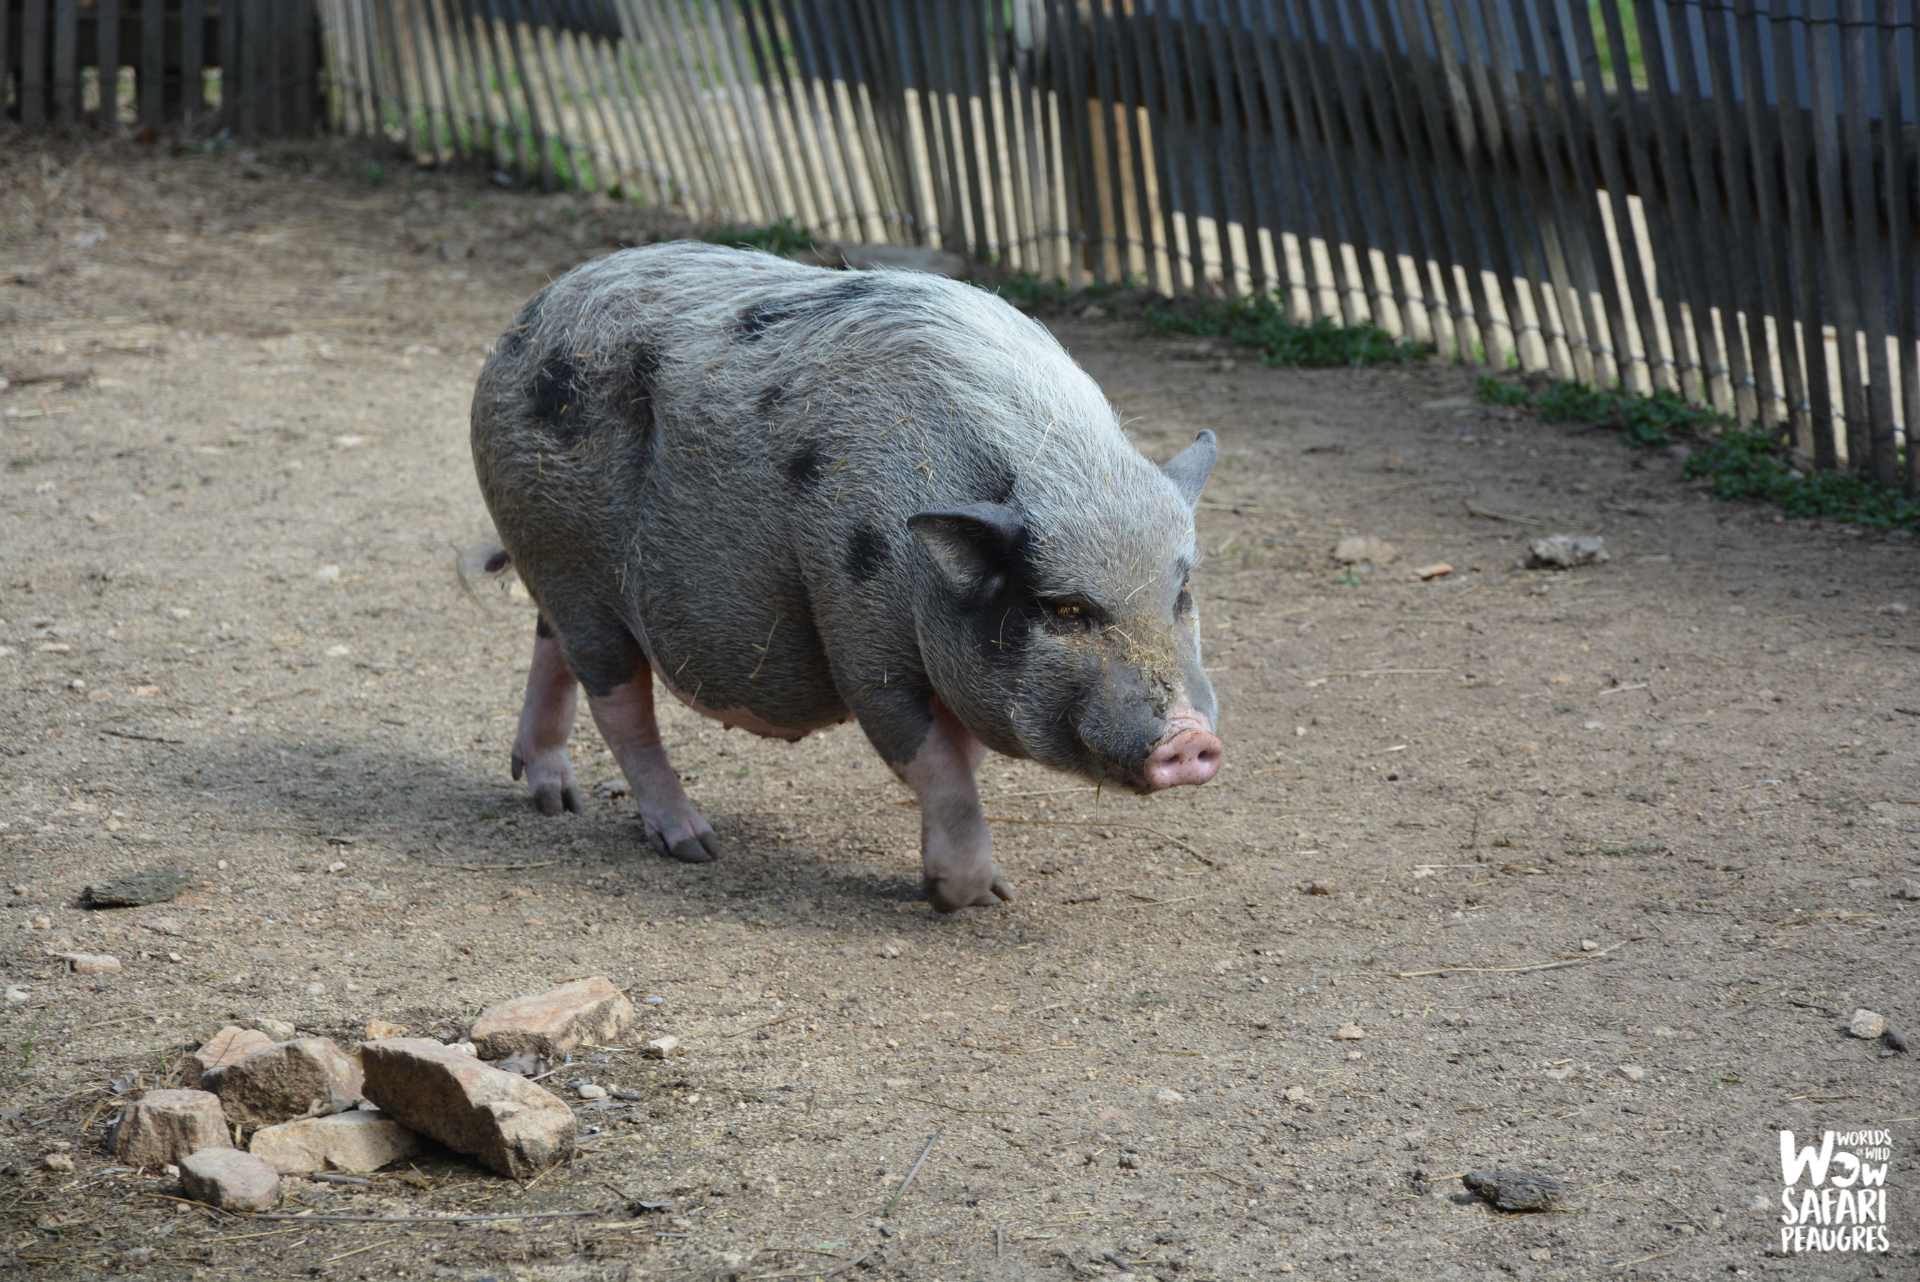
[470,242,1222,912]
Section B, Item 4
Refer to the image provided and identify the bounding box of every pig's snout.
[1141,727,1222,790]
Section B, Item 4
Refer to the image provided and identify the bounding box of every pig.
[469,241,1221,911]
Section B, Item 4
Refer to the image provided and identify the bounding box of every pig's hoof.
[924,872,1016,913]
[532,782,584,815]
[645,827,723,864]
[511,751,583,815]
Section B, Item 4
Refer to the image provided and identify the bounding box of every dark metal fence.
[4,0,323,134]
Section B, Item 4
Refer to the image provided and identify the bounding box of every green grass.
[1682,430,1920,530]
[1476,376,1727,447]
[707,217,812,257]
[1143,293,1423,368]
[993,271,1090,313]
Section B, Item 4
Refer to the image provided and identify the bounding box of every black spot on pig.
[627,342,661,406]
[736,301,793,341]
[499,288,549,357]
[784,440,827,487]
[535,615,556,639]
[845,524,889,583]
[530,352,583,426]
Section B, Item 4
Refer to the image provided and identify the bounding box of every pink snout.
[1141,728,1223,790]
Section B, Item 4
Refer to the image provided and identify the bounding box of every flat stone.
[641,1035,681,1059]
[50,951,121,974]
[206,1038,364,1127]
[1333,1023,1366,1041]
[1332,535,1397,566]
[469,977,636,1060]
[182,1027,276,1090]
[248,1110,419,1175]
[1849,1009,1888,1040]
[1463,1169,1563,1211]
[1526,533,1609,569]
[180,1149,281,1212]
[83,867,190,907]
[362,1018,409,1041]
[109,1089,231,1167]
[1617,1064,1647,1082]
[359,1038,576,1179]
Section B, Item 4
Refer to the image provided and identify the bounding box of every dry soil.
[1,136,1917,1282]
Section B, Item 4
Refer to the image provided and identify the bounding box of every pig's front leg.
[891,698,1014,912]
[511,622,585,815]
[588,675,723,863]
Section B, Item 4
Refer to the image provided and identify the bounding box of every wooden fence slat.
[22,0,50,126]
[1191,0,1252,297]
[1138,3,1200,295]
[1803,0,1872,470]
[182,0,206,119]
[1841,0,1900,483]
[1266,0,1360,321]
[1884,0,1920,496]
[1767,0,1839,466]
[138,0,161,123]
[53,0,78,123]
[95,0,119,127]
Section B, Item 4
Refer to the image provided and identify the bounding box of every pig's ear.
[908,503,1025,599]
[1163,429,1218,507]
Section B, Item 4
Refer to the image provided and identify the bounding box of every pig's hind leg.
[511,620,586,815]
[589,676,723,863]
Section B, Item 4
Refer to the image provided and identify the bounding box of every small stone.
[235,1017,299,1042]
[1847,878,1879,892]
[304,982,325,997]
[5,987,28,1004]
[1580,940,1600,951]
[1117,1151,1142,1170]
[50,951,121,975]
[1333,1023,1366,1041]
[180,1149,281,1212]
[1463,1169,1563,1211]
[495,1048,548,1077]
[108,1089,231,1167]
[248,1110,420,1175]
[41,1153,73,1173]
[880,938,906,958]
[1152,1087,1183,1103]
[1526,534,1609,569]
[1544,1067,1575,1081]
[641,1035,681,1060]
[576,1083,608,1100]
[1849,1009,1888,1040]
[362,1019,408,1041]
[1332,535,1397,566]
[1529,1249,1551,1262]
[1409,562,1453,581]
[1078,303,1108,322]
[1617,1065,1646,1081]
[182,1027,276,1090]
[1306,880,1338,896]
[449,1040,478,1056]
[206,1038,364,1127]
[468,976,637,1060]
[359,1038,576,1180]
[121,1247,154,1267]
[83,868,191,907]
[1893,880,1920,901]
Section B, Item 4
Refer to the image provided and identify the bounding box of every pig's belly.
[650,661,852,742]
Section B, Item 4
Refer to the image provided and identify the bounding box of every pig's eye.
[1045,601,1096,634]
[1175,587,1194,617]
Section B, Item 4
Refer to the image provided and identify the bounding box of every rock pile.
[105,976,646,1203]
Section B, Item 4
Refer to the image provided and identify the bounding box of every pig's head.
[908,430,1223,793]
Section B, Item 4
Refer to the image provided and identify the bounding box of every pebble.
[1078,303,1107,322]
[880,938,906,957]
[642,1035,682,1060]
[1331,535,1397,566]
[1409,562,1453,581]
[1152,1087,1183,1103]
[358,1038,576,1180]
[1117,1152,1142,1170]
[1463,1169,1563,1211]
[1306,881,1338,896]
[1544,1067,1575,1081]
[206,1038,365,1127]
[576,1084,608,1100]
[1580,940,1600,951]
[83,868,190,907]
[304,982,326,997]
[1895,880,1920,901]
[41,1153,73,1173]
[1333,1023,1366,1041]
[362,1019,408,1041]
[1617,1065,1647,1082]
[468,976,637,1060]
[248,1110,420,1175]
[236,1017,298,1042]
[1849,1009,1888,1040]
[5,987,28,1004]
[108,1089,231,1167]
[1282,1086,1308,1102]
[50,951,121,975]
[1526,533,1609,569]
[180,1149,282,1212]
[182,1026,275,1090]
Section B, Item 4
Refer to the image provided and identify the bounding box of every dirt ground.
[1,136,1917,1282]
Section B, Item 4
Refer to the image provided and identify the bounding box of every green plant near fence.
[1144,294,1423,369]
[1684,432,1920,530]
